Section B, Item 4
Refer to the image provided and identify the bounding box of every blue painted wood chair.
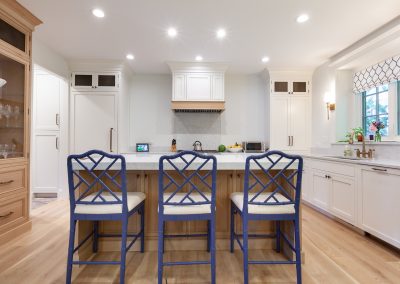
[230,150,303,284]
[66,150,146,284]
[158,151,217,284]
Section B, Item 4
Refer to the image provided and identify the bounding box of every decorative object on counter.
[352,127,364,142]
[227,142,243,153]
[192,140,202,151]
[136,143,149,152]
[346,131,354,144]
[369,120,385,142]
[218,144,226,152]
[344,145,353,157]
[369,134,374,141]
[170,139,177,152]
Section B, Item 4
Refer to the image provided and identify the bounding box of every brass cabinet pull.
[56,113,60,126]
[0,180,14,186]
[0,211,13,218]
[110,127,114,152]
[56,137,59,150]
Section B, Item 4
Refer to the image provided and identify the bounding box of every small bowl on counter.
[226,147,243,153]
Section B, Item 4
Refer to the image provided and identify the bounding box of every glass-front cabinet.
[72,72,120,91]
[272,80,309,95]
[0,52,27,160]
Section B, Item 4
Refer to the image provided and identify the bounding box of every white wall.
[32,36,69,80]
[129,73,269,151]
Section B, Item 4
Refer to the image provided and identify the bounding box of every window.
[362,85,389,136]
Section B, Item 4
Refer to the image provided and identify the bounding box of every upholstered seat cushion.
[74,192,146,214]
[160,193,212,215]
[230,192,295,215]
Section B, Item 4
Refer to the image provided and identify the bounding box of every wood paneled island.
[74,153,302,260]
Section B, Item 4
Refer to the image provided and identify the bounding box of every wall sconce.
[0,78,6,88]
[324,92,336,120]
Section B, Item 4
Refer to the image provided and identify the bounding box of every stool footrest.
[164,233,208,238]
[163,260,211,266]
[72,260,120,265]
[249,260,297,265]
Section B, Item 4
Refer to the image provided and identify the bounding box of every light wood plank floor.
[0,200,399,283]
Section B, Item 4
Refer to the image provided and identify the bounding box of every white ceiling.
[19,0,400,74]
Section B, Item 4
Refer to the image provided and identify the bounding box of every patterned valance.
[353,55,400,93]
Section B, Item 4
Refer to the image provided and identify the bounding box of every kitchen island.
[74,153,302,260]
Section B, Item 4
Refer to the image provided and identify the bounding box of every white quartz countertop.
[72,152,300,171]
[303,154,400,170]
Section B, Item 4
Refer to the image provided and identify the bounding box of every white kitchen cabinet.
[72,72,120,91]
[331,175,356,224]
[72,92,117,153]
[270,96,310,152]
[301,164,312,202]
[271,72,310,96]
[212,74,224,101]
[172,73,186,100]
[311,170,331,211]
[186,73,212,101]
[359,166,400,248]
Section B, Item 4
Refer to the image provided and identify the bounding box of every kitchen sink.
[325,155,370,160]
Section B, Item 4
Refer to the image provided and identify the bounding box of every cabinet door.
[301,166,312,202]
[270,97,290,150]
[34,73,60,131]
[32,133,59,193]
[96,73,119,91]
[72,73,94,90]
[186,73,211,101]
[311,171,331,211]
[173,73,186,101]
[272,81,289,95]
[331,175,355,224]
[212,74,224,101]
[360,168,400,248]
[73,93,117,153]
[290,96,309,150]
[291,81,309,95]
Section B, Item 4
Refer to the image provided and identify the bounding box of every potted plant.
[352,127,364,142]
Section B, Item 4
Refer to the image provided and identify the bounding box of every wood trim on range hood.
[171,101,225,112]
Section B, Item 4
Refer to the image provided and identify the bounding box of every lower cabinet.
[303,159,356,225]
[359,166,400,248]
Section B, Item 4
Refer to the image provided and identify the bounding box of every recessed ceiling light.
[167,27,177,38]
[296,14,309,23]
[92,9,105,18]
[216,28,226,39]
[195,55,203,61]
[261,56,270,63]
[126,54,134,60]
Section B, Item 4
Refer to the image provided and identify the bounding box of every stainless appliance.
[242,142,267,153]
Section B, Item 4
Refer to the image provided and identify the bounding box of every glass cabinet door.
[273,81,289,94]
[0,53,26,159]
[292,81,308,95]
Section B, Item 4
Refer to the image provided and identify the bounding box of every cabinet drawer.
[0,167,26,196]
[0,196,26,230]
[310,160,355,177]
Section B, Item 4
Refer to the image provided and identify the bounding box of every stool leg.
[93,221,99,253]
[162,221,166,254]
[243,216,249,284]
[295,218,302,284]
[140,205,145,253]
[210,217,216,284]
[230,202,235,253]
[207,220,211,252]
[66,218,76,284]
[120,217,128,284]
[158,218,164,284]
[276,221,281,253]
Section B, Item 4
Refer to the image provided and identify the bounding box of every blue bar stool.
[158,151,217,284]
[66,150,146,284]
[230,150,303,284]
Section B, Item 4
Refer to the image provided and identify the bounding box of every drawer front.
[0,196,26,230]
[310,159,355,177]
[0,166,26,196]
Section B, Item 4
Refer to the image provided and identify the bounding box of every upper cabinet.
[168,62,227,102]
[271,71,311,96]
[72,72,120,91]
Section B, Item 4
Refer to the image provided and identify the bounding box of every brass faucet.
[355,135,374,159]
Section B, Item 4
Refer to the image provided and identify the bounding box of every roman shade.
[353,55,400,93]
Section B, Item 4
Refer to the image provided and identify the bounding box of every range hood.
[171,101,225,112]
[168,62,227,113]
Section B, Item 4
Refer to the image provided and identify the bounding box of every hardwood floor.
[0,200,399,283]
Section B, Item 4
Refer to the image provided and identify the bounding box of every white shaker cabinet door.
[311,171,331,211]
[301,165,312,202]
[173,73,186,101]
[270,97,290,150]
[212,74,224,101]
[186,73,212,101]
[73,93,117,154]
[34,73,60,131]
[331,175,356,224]
[360,167,400,248]
[290,96,309,151]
